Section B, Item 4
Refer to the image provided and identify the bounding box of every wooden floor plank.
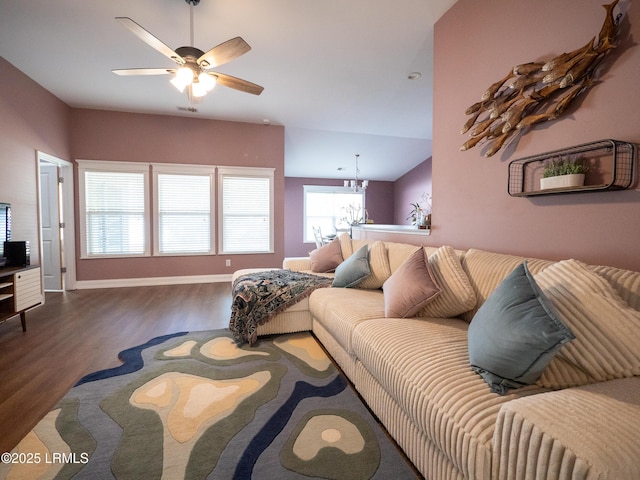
[0,282,232,454]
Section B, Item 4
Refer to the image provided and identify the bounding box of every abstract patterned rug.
[1,330,418,479]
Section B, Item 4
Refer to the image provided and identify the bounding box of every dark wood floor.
[0,282,232,454]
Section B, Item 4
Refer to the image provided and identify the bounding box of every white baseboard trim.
[74,274,233,290]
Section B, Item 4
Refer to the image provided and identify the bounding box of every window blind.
[219,169,274,254]
[84,170,147,256]
[156,173,212,254]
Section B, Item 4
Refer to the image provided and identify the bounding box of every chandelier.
[343,154,369,192]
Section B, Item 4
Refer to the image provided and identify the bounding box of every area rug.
[1,330,418,479]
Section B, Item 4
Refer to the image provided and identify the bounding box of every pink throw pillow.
[309,238,343,272]
[383,248,441,317]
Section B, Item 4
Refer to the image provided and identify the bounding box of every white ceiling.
[0,0,457,181]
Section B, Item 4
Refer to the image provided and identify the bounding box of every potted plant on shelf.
[540,157,589,190]
[407,193,432,229]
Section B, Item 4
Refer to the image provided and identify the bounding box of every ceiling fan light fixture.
[171,66,194,92]
[198,72,217,91]
[114,4,263,98]
[191,80,207,97]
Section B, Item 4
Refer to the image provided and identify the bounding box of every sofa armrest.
[493,377,640,480]
[283,256,312,271]
[231,268,279,283]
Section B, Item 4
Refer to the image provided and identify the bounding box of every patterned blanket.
[229,270,333,345]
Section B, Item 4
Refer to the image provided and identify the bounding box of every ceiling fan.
[112,0,263,103]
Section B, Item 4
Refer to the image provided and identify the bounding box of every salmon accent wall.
[0,57,72,266]
[431,0,640,271]
[70,109,285,281]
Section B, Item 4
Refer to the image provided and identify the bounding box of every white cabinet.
[0,266,42,331]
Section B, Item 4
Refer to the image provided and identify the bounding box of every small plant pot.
[540,173,585,190]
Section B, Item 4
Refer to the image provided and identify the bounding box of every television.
[0,203,11,264]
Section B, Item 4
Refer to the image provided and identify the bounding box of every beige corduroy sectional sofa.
[231,233,640,480]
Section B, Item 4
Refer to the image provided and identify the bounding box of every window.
[218,167,274,254]
[78,161,274,258]
[153,164,215,255]
[77,160,150,258]
[303,186,365,243]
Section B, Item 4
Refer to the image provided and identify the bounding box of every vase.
[540,173,585,190]
[416,208,424,228]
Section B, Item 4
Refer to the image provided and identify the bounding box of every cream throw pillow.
[417,245,477,318]
[338,232,354,258]
[357,241,392,289]
[535,259,640,389]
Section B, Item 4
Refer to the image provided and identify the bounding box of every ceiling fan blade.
[112,68,175,76]
[198,37,251,68]
[116,17,185,65]
[213,72,264,95]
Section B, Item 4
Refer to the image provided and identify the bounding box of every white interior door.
[40,163,62,290]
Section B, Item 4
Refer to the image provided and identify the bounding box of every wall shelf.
[508,139,636,197]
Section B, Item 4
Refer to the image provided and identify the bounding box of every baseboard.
[74,274,233,290]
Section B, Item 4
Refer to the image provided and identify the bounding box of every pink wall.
[284,177,395,257]
[0,57,72,266]
[70,109,285,280]
[393,158,433,224]
[0,56,403,282]
[432,0,640,271]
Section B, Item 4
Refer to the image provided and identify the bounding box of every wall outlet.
[225,259,231,267]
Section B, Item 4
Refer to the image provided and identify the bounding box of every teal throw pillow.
[468,261,575,395]
[332,245,371,288]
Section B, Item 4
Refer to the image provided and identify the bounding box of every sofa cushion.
[461,249,555,321]
[468,262,575,394]
[385,242,421,273]
[418,246,477,318]
[351,317,548,478]
[382,248,441,318]
[535,259,640,389]
[589,264,640,311]
[309,288,384,355]
[357,241,392,289]
[338,232,354,258]
[332,244,370,287]
[494,377,640,480]
[309,238,343,273]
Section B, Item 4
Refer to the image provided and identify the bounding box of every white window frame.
[217,166,275,254]
[151,163,216,256]
[303,185,366,243]
[77,159,151,259]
